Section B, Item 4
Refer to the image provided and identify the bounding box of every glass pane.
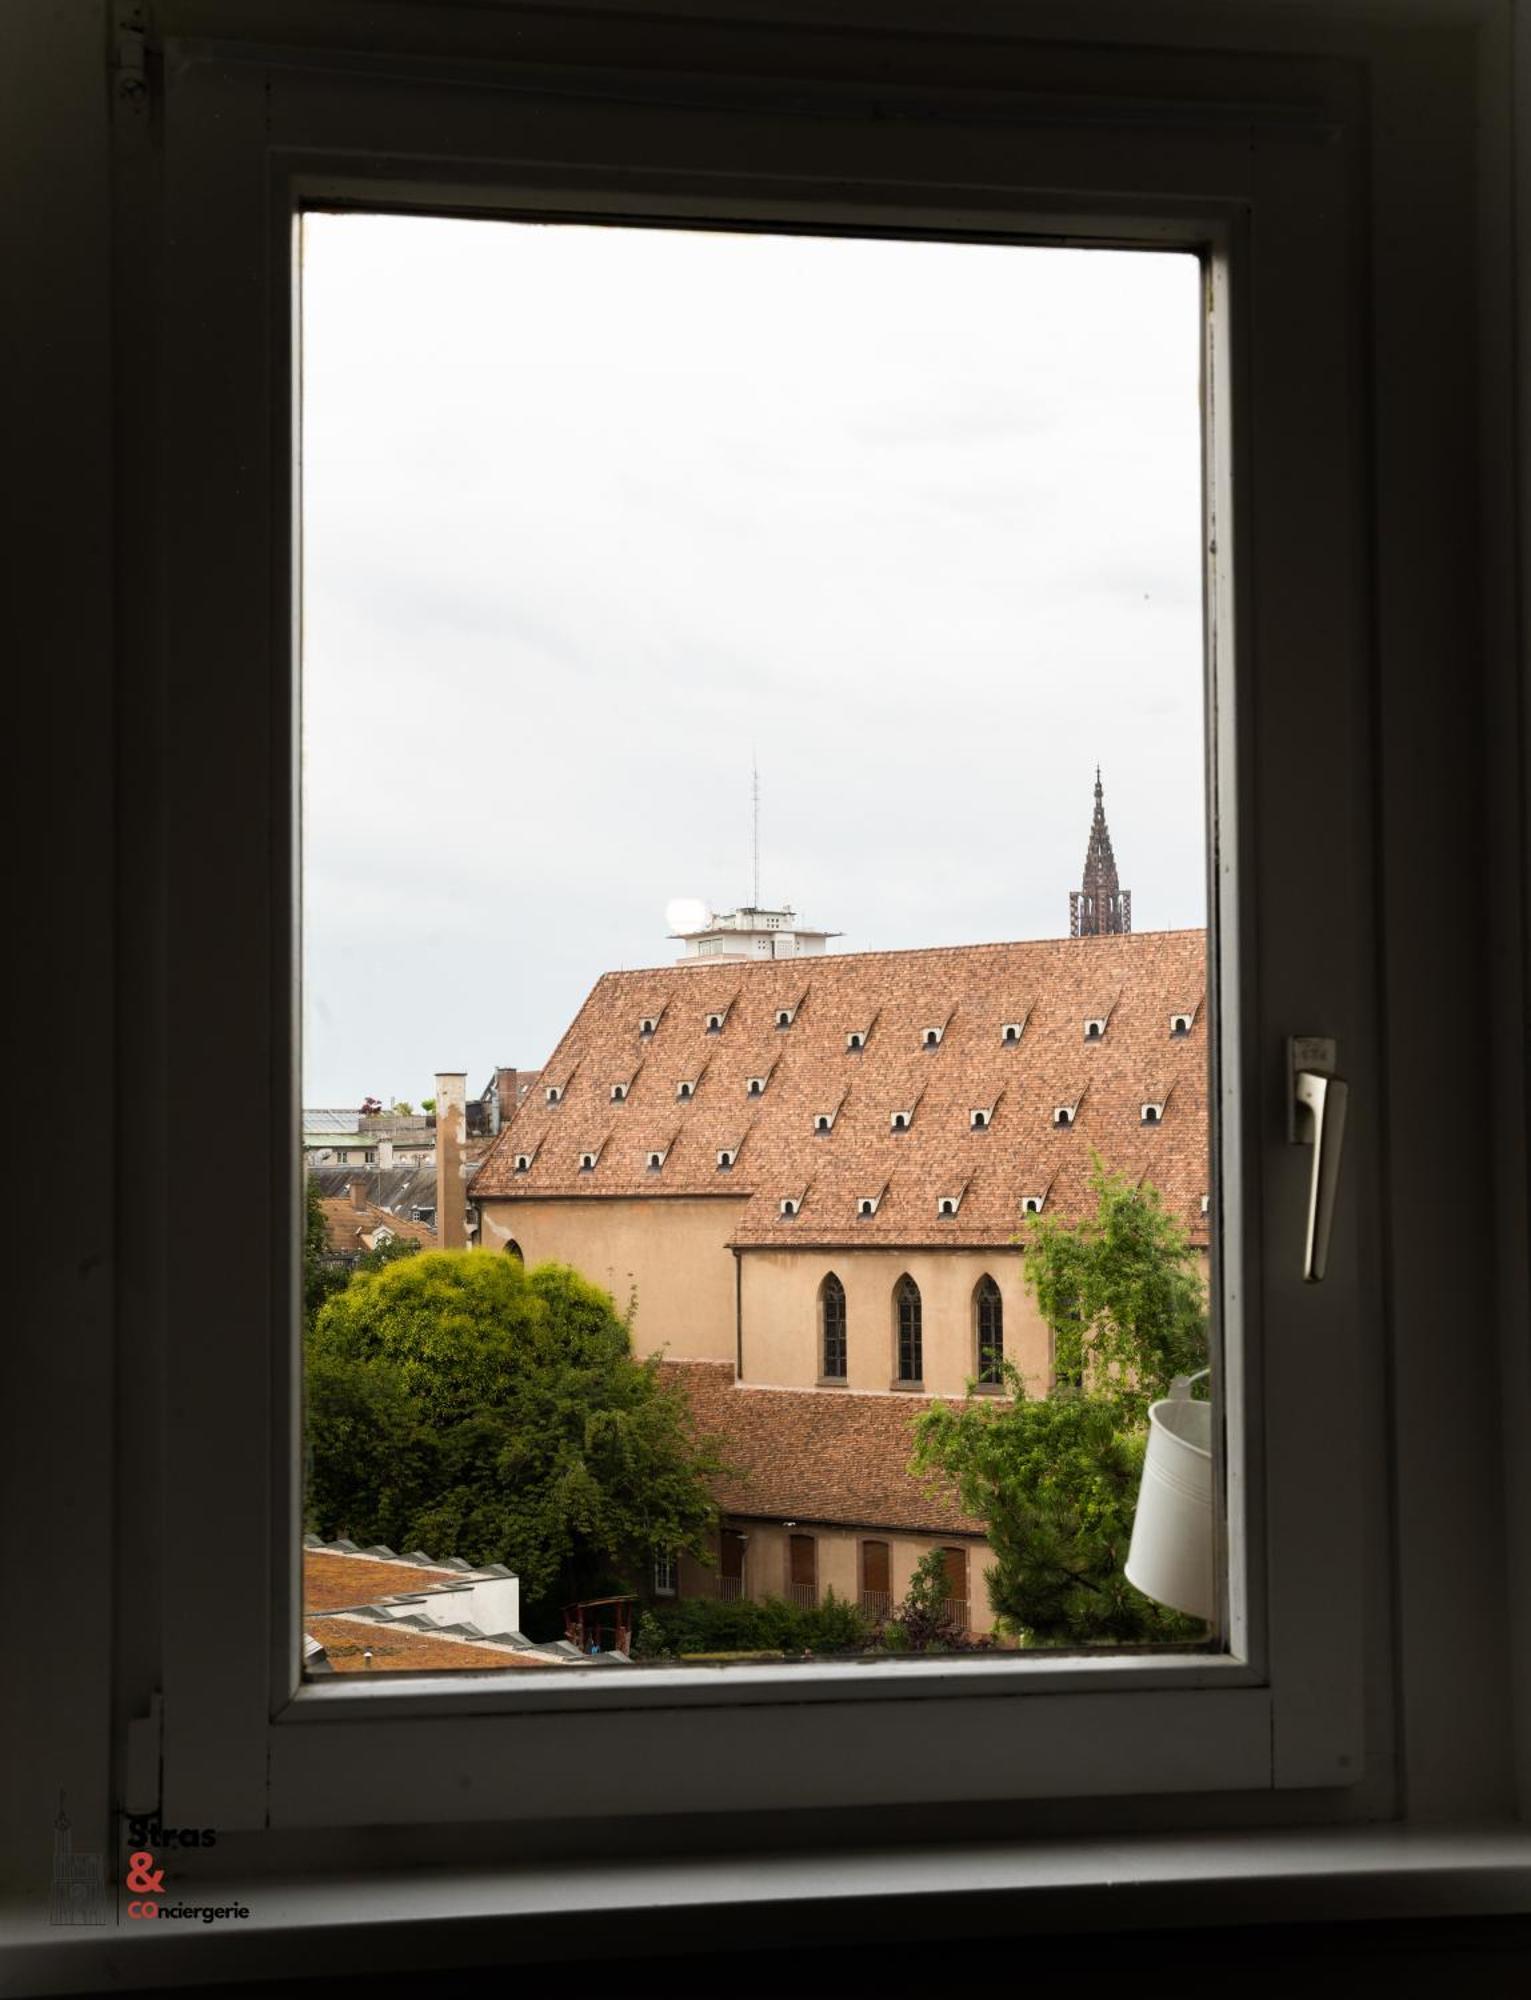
[300,214,1210,1673]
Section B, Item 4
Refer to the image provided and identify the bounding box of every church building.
[469,779,1207,1633]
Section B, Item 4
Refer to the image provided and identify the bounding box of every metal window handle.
[1294,1062,1349,1283]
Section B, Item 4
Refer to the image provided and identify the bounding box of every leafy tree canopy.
[306,1251,723,1635]
[913,1160,1208,1647]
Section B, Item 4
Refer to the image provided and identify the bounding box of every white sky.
[301,213,1205,1106]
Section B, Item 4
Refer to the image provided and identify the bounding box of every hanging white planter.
[1124,1374,1213,1620]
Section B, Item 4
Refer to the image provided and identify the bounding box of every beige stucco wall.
[476,1196,746,1361]
[676,1520,997,1635]
[739,1247,1050,1398]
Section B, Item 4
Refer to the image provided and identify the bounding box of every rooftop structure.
[663,1360,983,1537]
[1070,768,1132,938]
[669,903,841,964]
[470,927,1207,1251]
[302,1539,581,1672]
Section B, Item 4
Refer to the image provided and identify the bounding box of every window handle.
[1290,1037,1349,1283]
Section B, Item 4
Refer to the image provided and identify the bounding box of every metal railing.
[716,1575,744,1601]
[858,1589,892,1622]
[941,1597,970,1632]
[784,1581,818,1610]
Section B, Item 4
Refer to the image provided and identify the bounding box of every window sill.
[11,1824,1531,1990]
[816,1375,849,1388]
[889,1380,924,1393]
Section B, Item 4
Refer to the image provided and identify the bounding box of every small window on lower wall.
[652,1550,677,1596]
[939,1546,969,1628]
[788,1533,817,1609]
[503,1239,523,1262]
[860,1539,891,1622]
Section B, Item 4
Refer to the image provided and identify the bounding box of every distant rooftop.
[669,903,842,965]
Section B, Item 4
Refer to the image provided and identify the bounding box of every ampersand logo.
[125,1852,164,1894]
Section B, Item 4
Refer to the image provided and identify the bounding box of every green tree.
[354,1231,421,1275]
[913,1160,1208,1647]
[882,1548,968,1653]
[305,1251,723,1635]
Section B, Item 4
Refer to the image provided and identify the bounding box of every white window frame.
[151,28,1388,1841]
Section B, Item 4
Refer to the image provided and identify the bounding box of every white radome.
[665,896,712,935]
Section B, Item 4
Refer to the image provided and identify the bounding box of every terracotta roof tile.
[318,1197,438,1258]
[303,1549,460,1613]
[665,1360,986,1537]
[306,1616,560,1671]
[471,931,1209,1248]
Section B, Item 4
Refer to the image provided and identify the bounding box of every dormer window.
[970,1108,991,1131]
[545,1084,563,1106]
[1002,1022,1025,1045]
[1084,1017,1107,1041]
[1021,1194,1046,1215]
[1141,1101,1164,1125]
[706,1010,727,1033]
[846,1031,866,1052]
[776,1006,796,1029]
[814,1111,835,1134]
[646,1148,667,1171]
[890,1109,912,1132]
[639,1016,658,1038]
[716,1148,737,1171]
[1170,1012,1194,1038]
[578,1149,600,1171]
[1054,1104,1076,1128]
[779,1197,800,1218]
[513,1152,533,1174]
[937,1194,962,1218]
[747,1075,767,1097]
[610,1082,628,1102]
[676,1080,695,1101]
[922,1025,944,1050]
[857,1192,883,1218]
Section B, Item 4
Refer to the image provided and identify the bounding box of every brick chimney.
[349,1179,368,1211]
[494,1067,519,1133]
[435,1071,468,1250]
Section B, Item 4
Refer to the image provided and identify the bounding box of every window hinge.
[123,1692,164,1818]
[113,5,147,103]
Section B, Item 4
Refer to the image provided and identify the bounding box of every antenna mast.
[752,754,761,908]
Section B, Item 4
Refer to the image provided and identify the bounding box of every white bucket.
[1124,1382,1214,1620]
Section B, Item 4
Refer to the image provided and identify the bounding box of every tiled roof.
[304,1548,461,1612]
[301,1538,576,1672]
[470,931,1208,1249]
[665,1360,986,1537]
[307,1162,439,1219]
[317,1197,439,1259]
[306,1615,558,1672]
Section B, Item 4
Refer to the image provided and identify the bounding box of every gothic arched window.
[504,1239,523,1262]
[975,1275,1004,1385]
[895,1275,923,1384]
[820,1272,847,1381]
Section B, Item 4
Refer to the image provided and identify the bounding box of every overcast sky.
[301,214,1204,1107]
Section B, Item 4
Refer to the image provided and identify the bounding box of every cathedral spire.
[1070,769,1132,937]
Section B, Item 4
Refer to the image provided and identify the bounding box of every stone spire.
[1069,767,1132,937]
